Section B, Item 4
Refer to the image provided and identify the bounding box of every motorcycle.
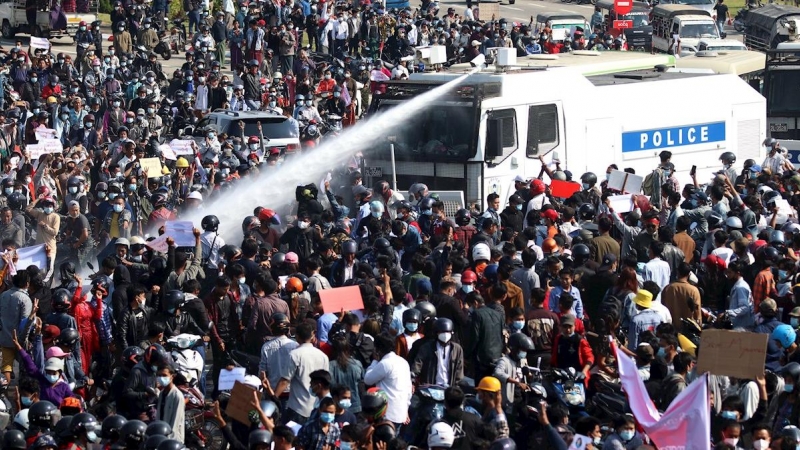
[155,30,173,60]
[733,9,747,32]
[544,368,587,421]
[404,384,446,447]
[170,19,188,53]
[300,120,322,149]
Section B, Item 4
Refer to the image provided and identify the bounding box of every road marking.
[503,5,524,10]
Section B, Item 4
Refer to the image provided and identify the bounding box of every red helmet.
[248,136,260,145]
[462,269,477,284]
[79,20,86,26]
[285,277,303,293]
[258,208,276,222]
[36,185,51,197]
[531,179,546,196]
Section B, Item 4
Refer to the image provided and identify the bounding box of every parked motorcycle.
[155,30,173,60]
[404,384,446,447]
[544,368,587,421]
[733,9,747,32]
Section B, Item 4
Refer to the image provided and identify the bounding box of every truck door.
[585,118,616,174]
[524,102,563,179]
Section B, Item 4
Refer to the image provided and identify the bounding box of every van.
[536,12,591,42]
[657,0,715,19]
[651,5,720,53]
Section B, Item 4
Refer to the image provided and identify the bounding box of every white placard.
[16,244,46,270]
[217,367,246,391]
[169,139,196,156]
[34,128,56,141]
[165,221,195,247]
[30,37,50,50]
[145,235,169,253]
[609,194,635,213]
[159,144,177,160]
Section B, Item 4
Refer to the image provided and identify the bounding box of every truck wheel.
[1,20,14,39]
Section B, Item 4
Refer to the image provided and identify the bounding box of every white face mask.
[753,439,770,450]
[298,221,310,230]
[438,332,451,344]
[723,438,739,447]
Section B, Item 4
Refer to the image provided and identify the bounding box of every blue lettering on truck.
[621,122,726,152]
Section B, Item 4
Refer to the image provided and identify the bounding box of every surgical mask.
[132,255,142,262]
[113,204,124,213]
[723,438,739,447]
[780,270,789,280]
[334,92,341,98]
[31,77,37,83]
[792,318,799,328]
[45,373,59,384]
[157,376,171,387]
[147,108,154,114]
[345,73,350,78]
[61,114,69,120]
[371,211,381,218]
[151,365,158,373]
[3,188,12,195]
[619,430,634,441]
[319,412,335,424]
[517,351,527,360]
[199,77,206,83]
[786,384,795,393]
[128,184,137,191]
[85,122,93,128]
[208,133,216,140]
[404,322,418,333]
[657,347,666,358]
[340,443,352,450]
[147,77,154,83]
[24,176,30,184]
[221,169,230,176]
[305,100,313,106]
[98,191,106,199]
[511,320,524,331]
[239,277,246,285]
[298,221,310,230]
[438,332,451,344]
[250,144,259,150]
[69,186,78,194]
[720,410,738,420]
[144,24,151,28]
[127,118,134,123]
[325,74,332,80]
[664,170,671,177]
[516,204,522,211]
[753,439,770,450]
[593,437,601,446]
[338,399,351,409]
[108,193,118,200]
[269,101,277,107]
[582,183,590,190]
[43,207,54,214]
[87,431,99,443]
[421,209,432,216]
[110,50,115,55]
[462,284,473,294]
[20,396,32,407]
[113,101,121,107]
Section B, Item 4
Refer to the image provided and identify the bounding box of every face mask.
[619,430,634,441]
[786,384,795,393]
[85,122,93,128]
[422,209,432,216]
[208,133,216,140]
[113,204,124,213]
[199,77,206,83]
[269,101,277,107]
[61,114,69,120]
[69,186,78,194]
[462,284,473,294]
[45,373,59,384]
[20,396,32,407]
[340,443,352,450]
[371,211,381,219]
[325,74,332,80]
[58,59,64,64]
[438,332,451,344]
[157,376,171,387]
[582,183,590,190]
[128,184,137,192]
[24,177,31,184]
[723,438,739,447]
[780,270,789,281]
[564,331,575,338]
[3,188,11,195]
[250,143,259,151]
[405,322,418,333]
[593,437,601,446]
[516,351,527,360]
[147,108,154,114]
[792,318,800,328]
[87,431,99,443]
[43,207,54,214]
[753,439,770,450]
[305,100,313,107]
[31,77,37,83]
[298,221,310,230]
[657,347,666,358]
[127,118,134,124]
[334,92,341,98]
[720,410,738,420]
[132,254,142,262]
[319,412,335,424]
[108,193,118,200]
[511,320,525,331]
[151,365,158,373]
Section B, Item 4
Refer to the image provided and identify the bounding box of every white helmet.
[273,71,283,80]
[428,422,455,448]
[129,235,146,246]
[115,237,130,247]
[472,243,491,262]
[13,409,29,431]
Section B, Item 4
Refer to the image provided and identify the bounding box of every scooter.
[404,384,447,447]
[544,368,587,421]
[155,30,173,60]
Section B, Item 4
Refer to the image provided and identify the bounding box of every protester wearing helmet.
[411,317,464,387]
[121,344,169,420]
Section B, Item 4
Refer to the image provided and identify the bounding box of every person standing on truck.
[713,0,731,36]
[763,138,794,176]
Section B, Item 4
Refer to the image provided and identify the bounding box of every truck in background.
[0,0,97,39]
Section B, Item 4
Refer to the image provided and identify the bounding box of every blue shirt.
[547,285,584,319]
[728,277,754,329]
[317,313,338,343]
[628,309,663,350]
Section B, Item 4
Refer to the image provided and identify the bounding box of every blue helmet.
[483,264,499,284]
[772,324,797,349]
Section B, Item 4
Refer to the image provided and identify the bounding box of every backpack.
[526,315,556,352]
[642,170,657,196]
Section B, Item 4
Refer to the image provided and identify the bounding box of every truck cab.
[596,0,654,50]
[651,5,720,54]
[743,4,800,53]
[0,0,97,39]
[536,12,591,42]
[764,50,800,166]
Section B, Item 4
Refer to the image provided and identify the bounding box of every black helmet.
[163,290,186,312]
[119,420,148,448]
[373,238,391,251]
[122,345,144,367]
[54,415,74,441]
[342,240,358,255]
[271,252,286,266]
[70,413,100,438]
[52,288,71,312]
[720,151,736,165]
[743,158,757,170]
[762,246,781,262]
[393,200,413,211]
[145,435,167,450]
[149,257,167,274]
[146,421,172,438]
[782,426,800,450]
[67,176,82,188]
[1,178,14,189]
[489,438,517,450]
[580,172,597,187]
[508,333,535,352]
[101,415,127,440]
[434,318,453,333]
[402,308,421,324]
[781,362,800,384]
[419,197,435,211]
[577,203,595,221]
[31,434,58,450]
[156,439,186,450]
[59,261,76,281]
[91,277,110,292]
[270,312,290,334]
[248,430,273,450]
[58,328,80,346]
[29,400,59,429]
[3,430,26,450]
[455,208,472,226]
[361,389,389,422]
[7,192,24,211]
[415,301,437,322]
[571,244,590,260]
[201,215,220,232]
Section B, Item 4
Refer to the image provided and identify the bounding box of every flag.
[613,341,710,450]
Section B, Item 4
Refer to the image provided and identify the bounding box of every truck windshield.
[233,119,299,139]
[622,14,650,26]
[372,100,476,161]
[767,70,800,115]
[680,22,719,38]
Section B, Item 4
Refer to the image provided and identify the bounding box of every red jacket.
[550,334,594,385]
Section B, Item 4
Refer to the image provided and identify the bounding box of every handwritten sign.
[159,144,177,160]
[145,234,169,253]
[225,381,258,425]
[165,221,195,247]
[34,128,56,141]
[30,36,50,51]
[139,157,163,179]
[27,144,46,160]
[319,285,365,314]
[696,329,767,380]
[218,367,246,391]
[169,139,196,156]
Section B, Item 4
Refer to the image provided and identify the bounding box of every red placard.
[319,285,365,314]
[549,180,582,199]
[613,19,634,29]
[614,0,633,16]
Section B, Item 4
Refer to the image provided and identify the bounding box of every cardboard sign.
[607,169,644,194]
[139,157,163,179]
[165,221,195,247]
[549,180,581,199]
[34,128,56,141]
[319,285,365,314]
[218,367,246,391]
[225,381,258,425]
[30,36,50,50]
[169,139,196,156]
[474,2,498,21]
[696,329,767,380]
